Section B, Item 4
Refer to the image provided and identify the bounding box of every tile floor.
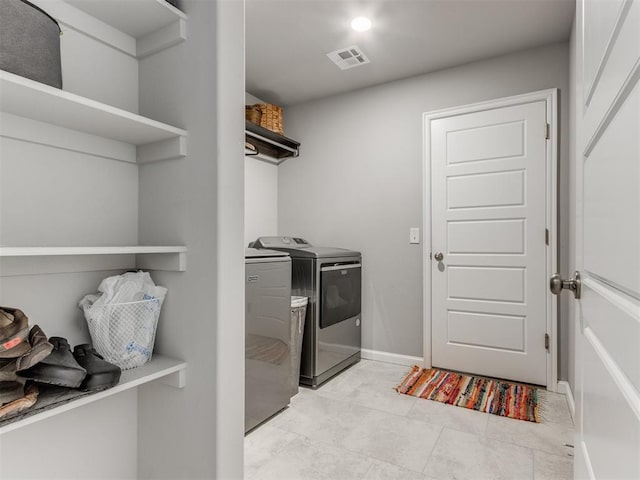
[245,360,574,480]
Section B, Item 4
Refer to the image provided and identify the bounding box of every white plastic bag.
[79,271,167,369]
[80,271,167,309]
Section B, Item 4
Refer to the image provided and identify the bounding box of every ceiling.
[246,0,575,106]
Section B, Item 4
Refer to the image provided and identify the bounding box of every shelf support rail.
[245,130,299,157]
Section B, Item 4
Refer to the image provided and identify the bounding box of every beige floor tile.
[423,427,534,480]
[340,408,442,472]
[309,364,368,400]
[244,424,304,479]
[272,391,382,446]
[311,360,417,415]
[538,391,574,428]
[533,450,573,480]
[363,459,437,480]
[356,359,412,380]
[248,435,373,480]
[363,460,437,480]
[245,360,575,480]
[406,397,490,435]
[313,360,409,403]
[342,378,418,416]
[485,414,574,456]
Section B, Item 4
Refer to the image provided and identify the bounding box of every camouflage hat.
[0,308,30,358]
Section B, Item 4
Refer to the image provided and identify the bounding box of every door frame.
[422,89,559,391]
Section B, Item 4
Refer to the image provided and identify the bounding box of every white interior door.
[574,0,640,478]
[428,93,554,386]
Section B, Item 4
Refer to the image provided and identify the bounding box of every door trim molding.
[422,88,559,391]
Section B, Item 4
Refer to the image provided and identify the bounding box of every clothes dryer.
[251,237,361,387]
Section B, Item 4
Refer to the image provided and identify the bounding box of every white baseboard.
[557,380,575,421]
[360,348,423,367]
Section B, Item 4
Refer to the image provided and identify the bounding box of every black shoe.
[73,344,121,391]
[18,337,86,388]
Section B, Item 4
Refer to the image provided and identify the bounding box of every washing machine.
[244,248,292,432]
[251,237,362,387]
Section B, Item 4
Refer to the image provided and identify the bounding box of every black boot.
[18,337,86,388]
[73,344,121,391]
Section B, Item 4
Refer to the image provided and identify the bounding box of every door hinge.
[545,333,550,350]
[545,228,549,245]
[545,123,550,140]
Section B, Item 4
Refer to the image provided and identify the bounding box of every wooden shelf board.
[0,355,186,435]
[0,71,187,145]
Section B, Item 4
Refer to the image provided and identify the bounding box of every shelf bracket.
[137,19,187,58]
[161,368,187,389]
[136,252,187,272]
[245,130,299,155]
[138,136,187,164]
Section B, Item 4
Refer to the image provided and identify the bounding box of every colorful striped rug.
[396,366,540,423]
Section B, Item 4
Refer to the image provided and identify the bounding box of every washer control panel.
[252,236,311,249]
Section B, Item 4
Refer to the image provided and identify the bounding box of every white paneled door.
[427,92,555,386]
[575,0,640,478]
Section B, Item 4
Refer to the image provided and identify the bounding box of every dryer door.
[316,262,362,378]
[320,263,361,328]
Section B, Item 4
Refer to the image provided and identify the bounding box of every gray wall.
[245,93,279,246]
[245,157,278,246]
[279,42,571,379]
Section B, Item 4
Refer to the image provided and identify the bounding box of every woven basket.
[245,105,262,125]
[257,104,284,135]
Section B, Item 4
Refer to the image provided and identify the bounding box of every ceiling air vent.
[326,45,370,70]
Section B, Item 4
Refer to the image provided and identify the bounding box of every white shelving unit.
[0,70,187,163]
[0,246,188,273]
[0,0,190,460]
[66,0,186,38]
[33,0,187,59]
[0,356,187,435]
[0,246,187,257]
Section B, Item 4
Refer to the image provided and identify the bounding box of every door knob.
[433,252,444,262]
[550,271,581,299]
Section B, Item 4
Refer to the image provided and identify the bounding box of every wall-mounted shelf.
[66,0,185,39]
[0,355,186,435]
[0,246,187,257]
[33,0,187,59]
[0,70,187,163]
[245,121,300,165]
[0,246,187,273]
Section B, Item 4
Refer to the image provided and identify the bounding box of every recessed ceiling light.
[351,16,371,32]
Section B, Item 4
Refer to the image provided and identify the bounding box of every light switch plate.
[410,227,420,244]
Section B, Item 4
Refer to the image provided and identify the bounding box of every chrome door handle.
[550,271,581,299]
[433,252,444,262]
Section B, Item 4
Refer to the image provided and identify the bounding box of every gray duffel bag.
[0,0,62,88]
